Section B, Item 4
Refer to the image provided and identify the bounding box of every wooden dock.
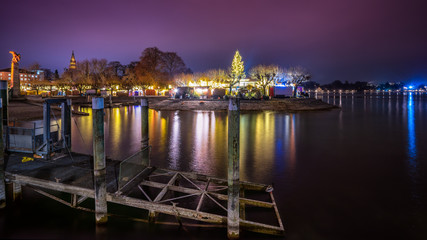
[4,151,284,236]
[0,96,285,238]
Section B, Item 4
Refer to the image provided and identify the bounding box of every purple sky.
[1,0,427,83]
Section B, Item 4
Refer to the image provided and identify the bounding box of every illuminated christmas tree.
[228,50,245,95]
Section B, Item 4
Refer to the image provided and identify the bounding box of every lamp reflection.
[169,111,180,169]
[407,93,417,169]
[191,112,214,174]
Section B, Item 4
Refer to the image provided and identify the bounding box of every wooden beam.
[107,194,226,224]
[117,166,155,195]
[158,168,268,191]
[153,173,179,202]
[7,173,94,197]
[140,180,274,208]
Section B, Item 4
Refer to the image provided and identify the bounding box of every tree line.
[26,48,312,97]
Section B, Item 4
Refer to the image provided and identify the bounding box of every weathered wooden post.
[141,98,149,167]
[0,80,8,126]
[61,99,72,150]
[228,97,240,239]
[43,101,51,159]
[141,98,156,221]
[0,99,5,208]
[92,97,107,224]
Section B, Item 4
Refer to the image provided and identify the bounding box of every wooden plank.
[196,178,210,212]
[270,191,284,231]
[107,194,226,224]
[153,173,179,202]
[158,168,268,191]
[140,180,274,208]
[6,173,94,197]
[240,219,284,236]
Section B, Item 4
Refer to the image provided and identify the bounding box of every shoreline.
[8,96,337,121]
[150,98,338,111]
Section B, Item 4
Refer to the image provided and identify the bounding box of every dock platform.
[4,151,284,236]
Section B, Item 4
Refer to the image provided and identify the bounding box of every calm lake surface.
[2,93,427,239]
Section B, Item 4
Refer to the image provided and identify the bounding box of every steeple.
[69,50,76,70]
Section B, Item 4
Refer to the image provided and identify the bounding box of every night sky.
[1,0,427,84]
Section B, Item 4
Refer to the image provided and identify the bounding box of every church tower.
[69,50,76,70]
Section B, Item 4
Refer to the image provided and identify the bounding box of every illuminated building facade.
[0,68,44,90]
[69,50,76,70]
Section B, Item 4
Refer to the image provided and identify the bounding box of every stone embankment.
[8,96,337,121]
[150,98,338,111]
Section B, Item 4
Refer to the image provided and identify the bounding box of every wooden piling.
[0,80,8,126]
[227,97,240,239]
[43,102,51,159]
[0,99,5,208]
[92,97,107,224]
[61,99,72,150]
[141,98,156,221]
[141,98,149,167]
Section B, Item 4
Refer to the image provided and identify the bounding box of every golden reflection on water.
[192,112,214,173]
[169,112,180,169]
[240,112,277,182]
[71,107,297,180]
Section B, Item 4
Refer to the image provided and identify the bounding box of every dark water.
[2,93,427,239]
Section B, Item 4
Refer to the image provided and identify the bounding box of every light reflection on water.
[62,94,427,238]
[71,107,297,182]
[406,93,417,166]
[7,94,427,239]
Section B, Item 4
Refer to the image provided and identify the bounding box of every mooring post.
[92,97,107,224]
[0,99,5,208]
[141,98,149,167]
[61,99,72,150]
[227,97,240,239]
[43,101,51,159]
[141,98,155,221]
[0,80,8,126]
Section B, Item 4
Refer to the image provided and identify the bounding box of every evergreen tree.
[228,50,245,95]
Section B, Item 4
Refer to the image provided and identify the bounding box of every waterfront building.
[0,68,44,90]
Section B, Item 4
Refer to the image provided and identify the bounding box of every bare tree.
[205,69,228,87]
[161,52,187,76]
[104,61,123,95]
[136,47,168,89]
[249,65,281,97]
[121,62,138,95]
[136,47,164,74]
[89,58,110,90]
[173,73,194,86]
[286,66,311,97]
[136,47,189,89]
[28,62,41,71]
[108,61,125,78]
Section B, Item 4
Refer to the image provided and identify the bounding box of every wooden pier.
[0,95,284,238]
